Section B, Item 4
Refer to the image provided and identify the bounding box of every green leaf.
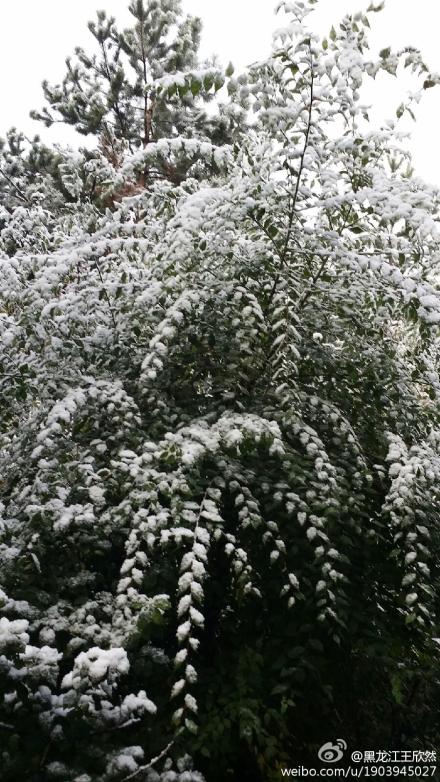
[266,224,279,239]
[16,385,27,401]
[185,718,199,734]
[391,674,404,704]
[309,638,324,652]
[191,79,201,97]
[271,683,289,695]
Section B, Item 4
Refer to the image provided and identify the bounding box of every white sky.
[0,0,440,184]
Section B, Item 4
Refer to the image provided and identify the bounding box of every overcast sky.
[1,0,439,184]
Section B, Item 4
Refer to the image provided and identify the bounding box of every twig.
[39,740,52,768]
[281,62,315,264]
[100,40,129,145]
[266,46,315,310]
[0,167,30,205]
[92,256,118,331]
[137,3,154,148]
[296,255,329,311]
[124,733,182,780]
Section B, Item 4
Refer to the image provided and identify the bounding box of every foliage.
[1,1,440,780]
[30,0,241,202]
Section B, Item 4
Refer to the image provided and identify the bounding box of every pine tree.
[31,0,240,199]
[1,2,440,780]
[0,129,70,256]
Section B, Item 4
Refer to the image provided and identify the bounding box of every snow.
[20,645,62,666]
[176,622,191,643]
[0,617,30,651]
[1,2,440,775]
[62,647,130,689]
[171,679,186,698]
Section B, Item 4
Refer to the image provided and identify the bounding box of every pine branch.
[0,166,30,204]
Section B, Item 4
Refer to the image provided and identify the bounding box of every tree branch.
[124,733,182,780]
[0,167,30,205]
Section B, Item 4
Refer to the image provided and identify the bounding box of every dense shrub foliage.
[1,1,439,780]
